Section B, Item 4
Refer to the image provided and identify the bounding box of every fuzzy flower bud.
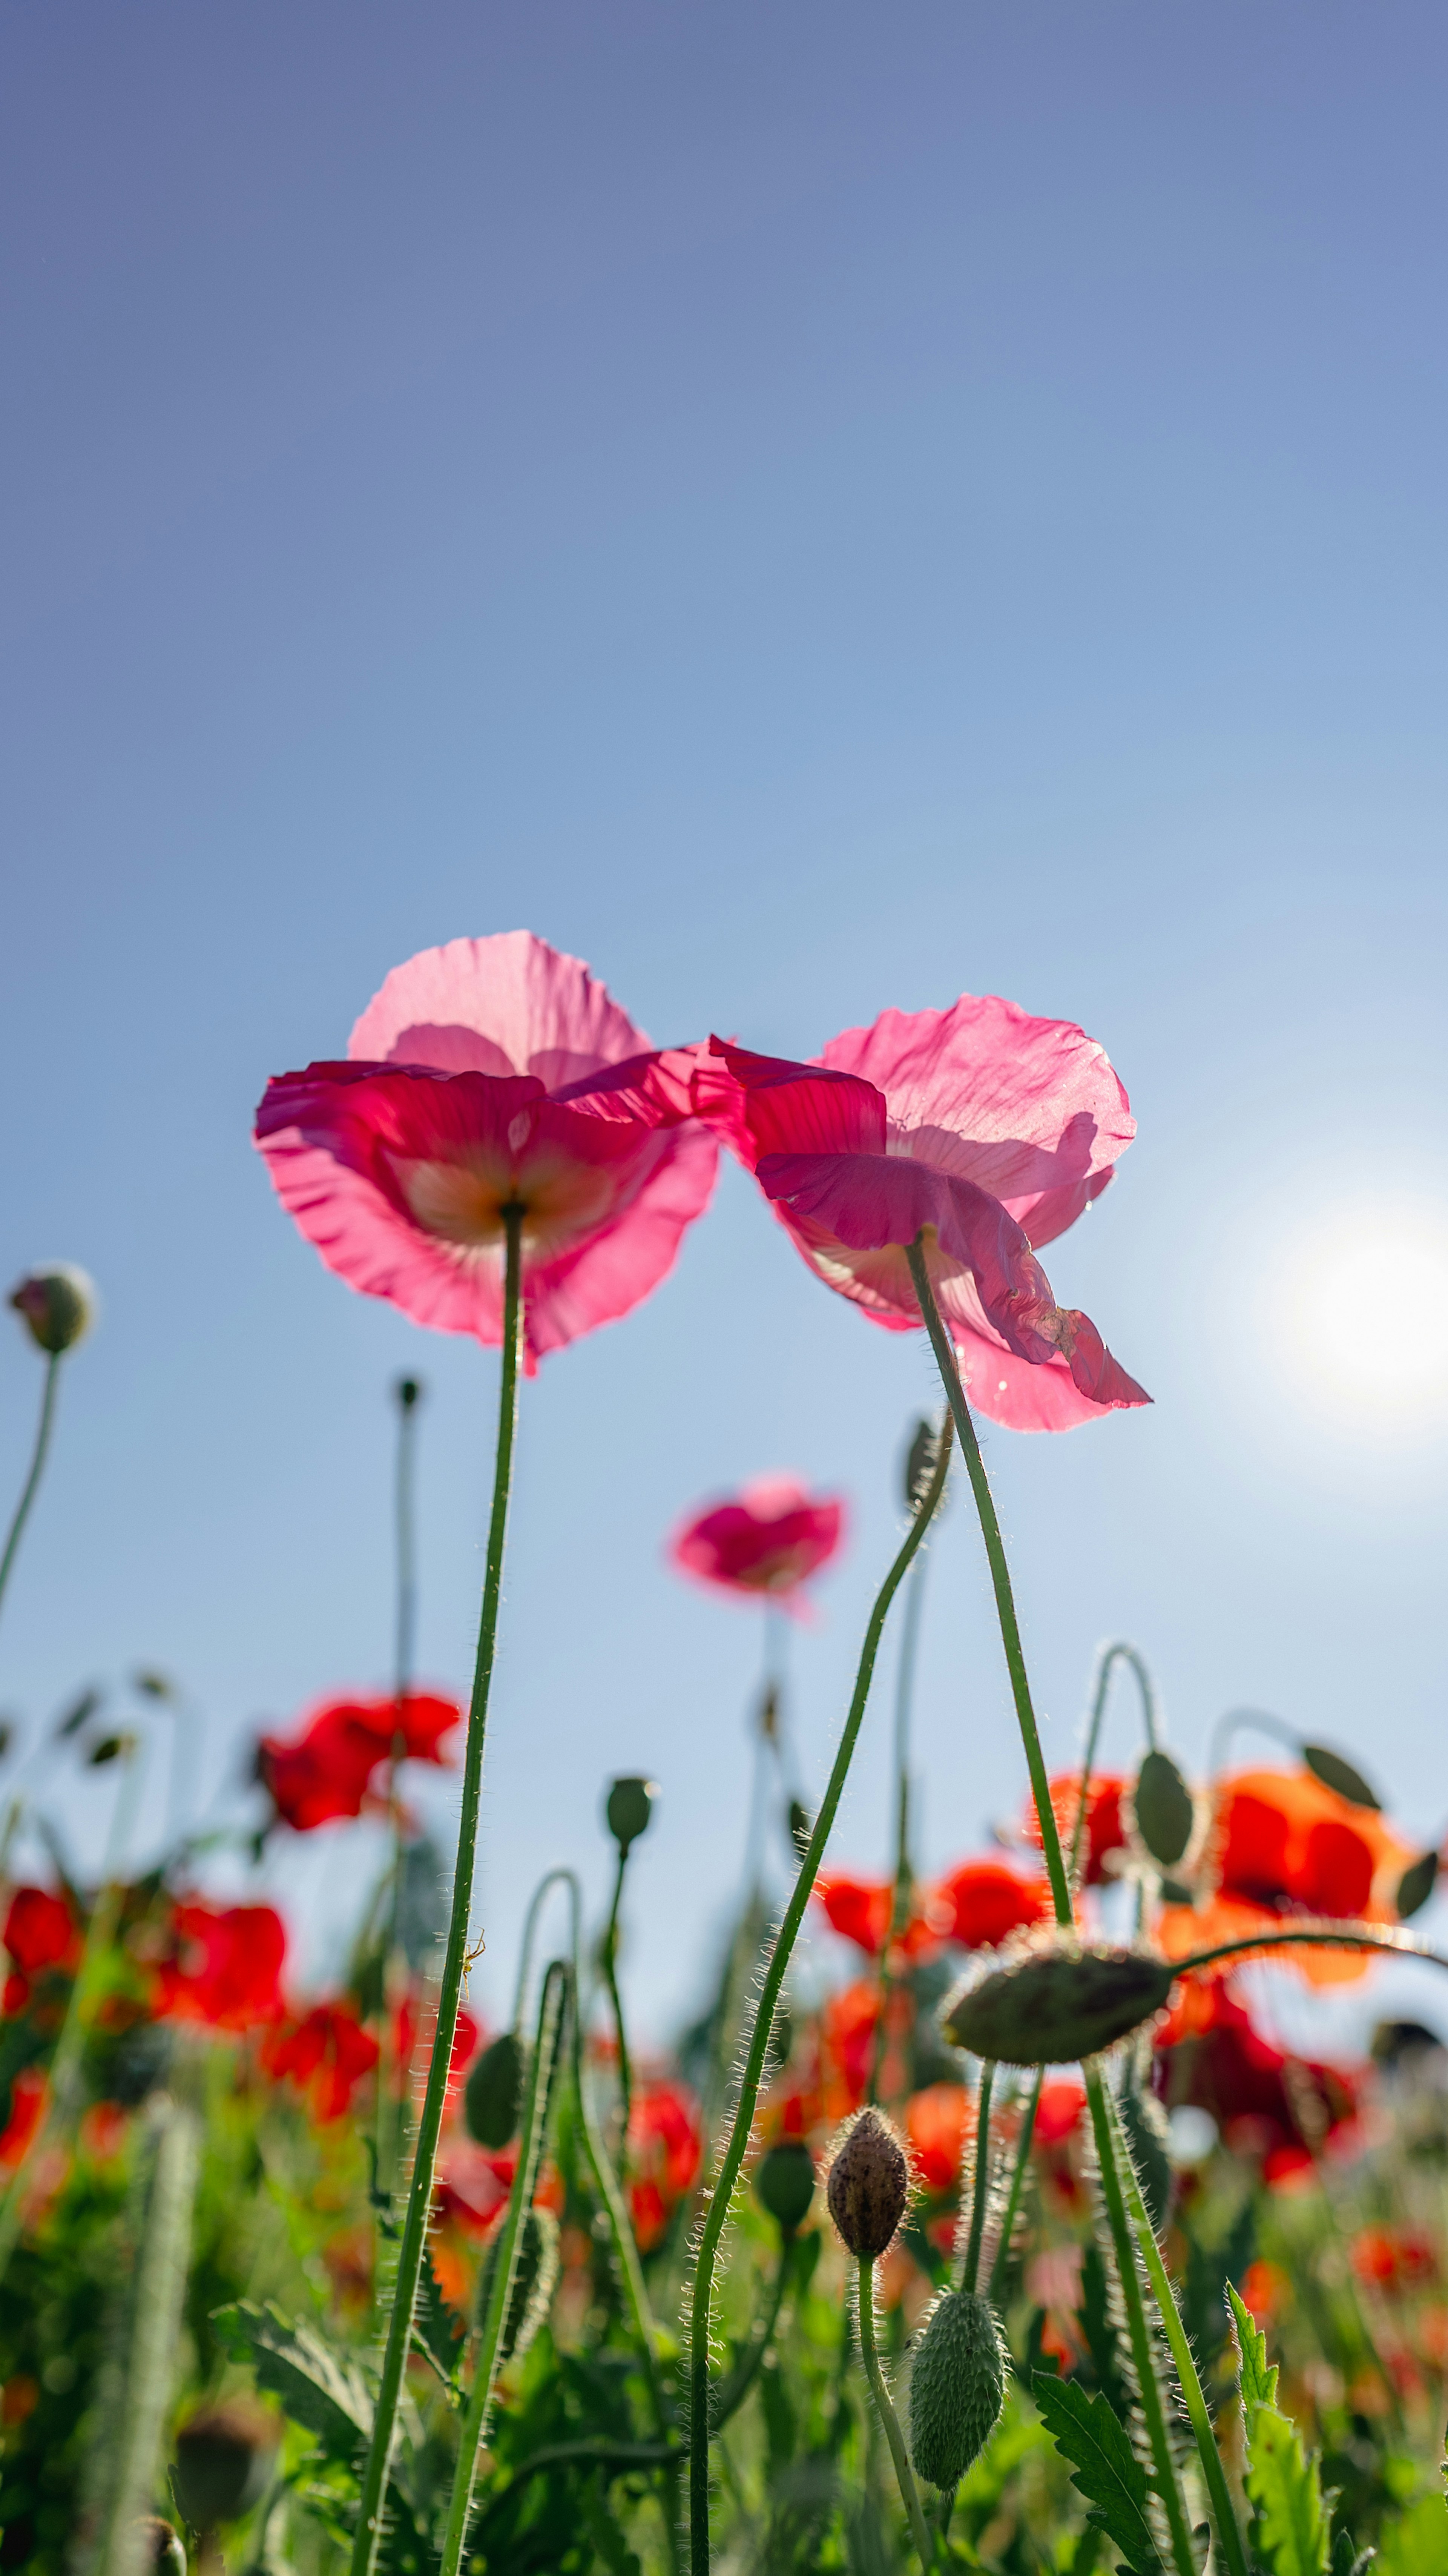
[908,2289,1006,2488]
[170,2401,276,2531]
[464,2028,525,2149]
[9,1264,95,1355]
[135,2521,186,2575]
[606,1774,657,1856]
[826,2108,908,2257]
[755,2138,816,2237]
[476,2203,560,2363]
[942,1946,1174,2067]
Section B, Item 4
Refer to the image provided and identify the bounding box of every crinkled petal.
[695,1037,887,1164]
[818,994,1134,1248]
[348,931,650,1086]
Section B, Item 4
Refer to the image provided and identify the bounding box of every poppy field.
[3,931,1447,2576]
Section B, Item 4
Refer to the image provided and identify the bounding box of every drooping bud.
[1130,1749,1197,1871]
[170,2401,276,2530]
[9,1264,95,1355]
[826,2109,908,2257]
[787,1798,812,1861]
[134,2520,187,2575]
[1118,2076,1174,2231]
[465,2029,525,2149]
[88,1731,137,1767]
[1302,1743,1380,1811]
[605,1775,657,1857]
[903,1417,946,1513]
[755,2138,816,2237]
[907,2288,1006,2488]
[1396,1851,1439,1922]
[476,2203,560,2363]
[941,1948,1174,2067]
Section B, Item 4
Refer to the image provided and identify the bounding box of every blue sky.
[2,2,1445,2043]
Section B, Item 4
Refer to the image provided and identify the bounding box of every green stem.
[349,1207,523,2576]
[513,1865,577,2025]
[960,2061,995,2294]
[440,1958,568,2576]
[602,1844,634,2142]
[1180,1926,1448,1976]
[1069,1642,1159,1889]
[0,1353,61,1629]
[988,2070,1042,2303]
[869,1475,940,2106]
[1104,2082,1249,2576]
[688,1417,954,2574]
[1083,2067,1196,2576]
[905,1240,1071,1929]
[376,1376,423,2206]
[857,2255,935,2574]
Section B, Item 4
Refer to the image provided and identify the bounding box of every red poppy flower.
[906,2083,970,2193]
[1035,2080,1088,2146]
[670,1475,845,1607]
[1022,1775,1127,1887]
[264,2003,380,2122]
[3,1888,78,1977]
[156,1902,287,2029]
[434,2137,517,2238]
[627,2080,702,2250]
[0,2071,46,2170]
[694,1002,1147,1432]
[255,933,717,1368]
[1213,1768,1408,1924]
[1155,1981,1358,2158]
[812,1873,940,1960]
[258,1691,462,1833]
[393,1994,479,2099]
[930,1858,1050,1949]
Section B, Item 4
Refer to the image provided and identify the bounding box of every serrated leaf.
[1376,2495,1448,2576]
[1227,2280,1279,2413]
[1244,2407,1328,2576]
[1033,2373,1163,2574]
[414,2248,464,2381]
[212,2300,374,2465]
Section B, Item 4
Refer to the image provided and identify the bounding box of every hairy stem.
[960,2060,995,2294]
[350,1208,523,2576]
[857,2256,935,2574]
[602,1843,634,2142]
[1083,2067,1196,2576]
[688,1418,954,2573]
[1070,1641,1160,1889]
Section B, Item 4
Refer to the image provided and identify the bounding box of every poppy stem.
[376,1375,423,2206]
[959,2060,995,2294]
[349,1207,524,2576]
[1069,1642,1159,1890]
[602,1842,634,2142]
[868,1495,939,2106]
[987,2068,1042,2303]
[439,1957,568,2576]
[856,2255,935,2574]
[0,1353,61,1630]
[687,1418,953,2576]
[904,1239,1072,1930]
[1082,2066,1197,2576]
[1103,2080,1250,2576]
[1179,1925,1448,1976]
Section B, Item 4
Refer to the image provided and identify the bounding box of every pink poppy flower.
[669,1474,845,1609]
[255,933,718,1368]
[695,996,1148,1431]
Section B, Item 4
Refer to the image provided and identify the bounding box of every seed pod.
[135,2520,187,2574]
[1131,1749,1196,1870]
[1302,1744,1380,1812]
[171,2401,276,2530]
[605,1775,656,1856]
[1118,2078,1174,2231]
[941,1948,1174,2066]
[1396,1851,1439,1922]
[465,2029,525,2148]
[755,2139,816,2237]
[9,1264,95,1354]
[826,2109,908,2256]
[476,2203,560,2363]
[908,2288,1005,2488]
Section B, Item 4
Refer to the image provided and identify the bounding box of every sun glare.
[1271,1196,1448,1434]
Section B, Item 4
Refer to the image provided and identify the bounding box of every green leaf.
[1032,2373,1163,2574]
[1244,2408,1328,2576]
[1302,1744,1380,1811]
[1376,2496,1448,2576]
[211,2300,374,2467]
[1227,2281,1278,2413]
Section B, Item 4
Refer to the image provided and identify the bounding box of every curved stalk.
[1104,2081,1249,2576]
[513,1865,581,2026]
[0,1353,61,1629]
[1179,1925,1448,1976]
[601,1843,634,2141]
[688,1418,953,2572]
[988,2069,1042,2302]
[1069,1642,1160,1889]
[1083,2067,1196,2576]
[350,1207,523,2576]
[905,1240,1071,1928]
[857,2255,934,2574]
[440,1957,568,2576]
[959,2060,995,2293]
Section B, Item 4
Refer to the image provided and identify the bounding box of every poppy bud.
[826,2109,908,2257]
[476,2203,560,2363]
[1130,1749,1197,1871]
[1397,1851,1439,1922]
[465,2029,525,2149]
[171,2401,276,2530]
[907,2289,1005,2488]
[755,2139,816,2237]
[1302,1744,1380,1812]
[605,1775,656,1857]
[1118,2078,1173,2231]
[135,2520,187,2575]
[903,1418,944,1512]
[787,1799,812,1861]
[8,1264,95,1355]
[941,1948,1174,2067]
[395,1374,422,1410]
[88,1731,137,1767]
